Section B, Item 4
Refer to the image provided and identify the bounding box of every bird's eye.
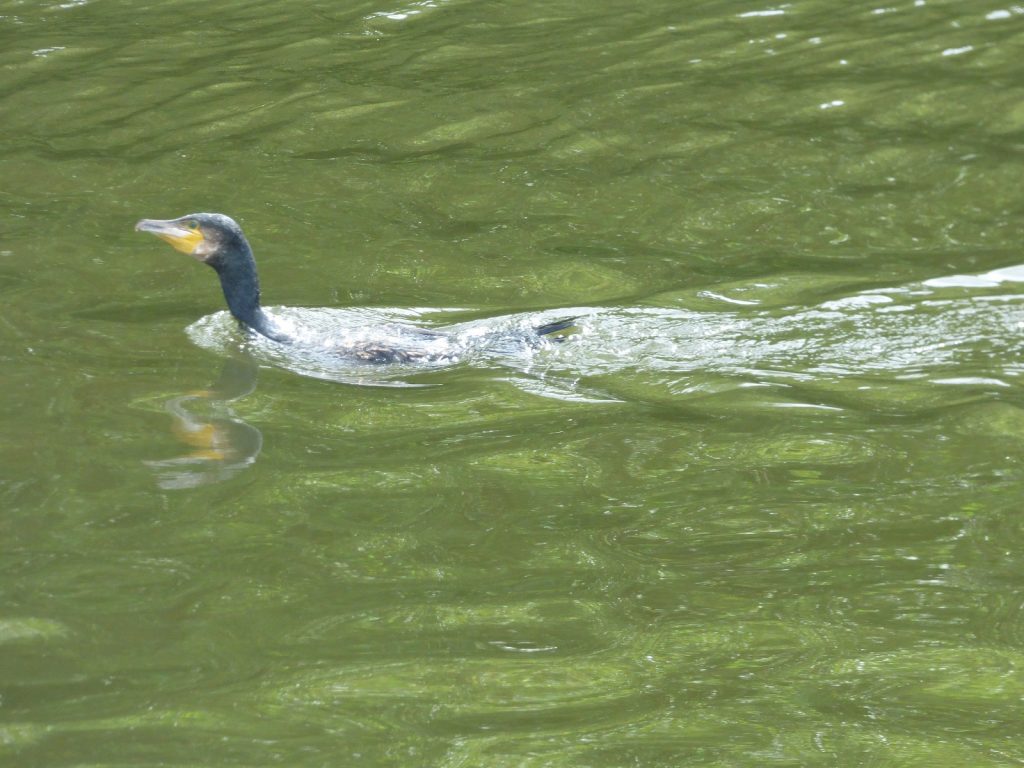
[188,221,199,230]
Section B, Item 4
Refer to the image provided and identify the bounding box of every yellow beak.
[135,218,205,256]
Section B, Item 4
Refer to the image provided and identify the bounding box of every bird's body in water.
[135,213,574,363]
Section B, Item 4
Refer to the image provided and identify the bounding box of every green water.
[3,0,1024,764]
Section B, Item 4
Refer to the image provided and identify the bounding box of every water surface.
[3,0,1024,765]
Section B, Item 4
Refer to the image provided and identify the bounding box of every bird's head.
[135,212,248,267]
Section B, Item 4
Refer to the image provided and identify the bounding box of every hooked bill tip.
[135,218,187,237]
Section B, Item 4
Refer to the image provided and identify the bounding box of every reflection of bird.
[144,357,262,490]
[135,213,574,363]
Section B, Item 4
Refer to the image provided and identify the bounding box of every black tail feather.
[534,317,577,339]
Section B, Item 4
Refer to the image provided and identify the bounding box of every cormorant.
[135,213,573,363]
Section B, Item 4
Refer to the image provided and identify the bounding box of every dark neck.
[212,241,290,343]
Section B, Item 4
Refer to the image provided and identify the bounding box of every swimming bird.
[135,213,574,363]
